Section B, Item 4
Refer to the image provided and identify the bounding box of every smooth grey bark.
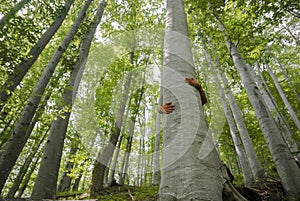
[266,47,300,101]
[153,93,162,185]
[121,84,145,185]
[31,1,106,199]
[217,16,300,199]
[90,71,132,197]
[0,0,75,113]
[57,142,78,192]
[207,38,265,182]
[16,149,43,198]
[6,130,47,198]
[0,0,92,193]
[221,73,265,181]
[159,1,224,200]
[264,60,300,131]
[219,80,254,187]
[251,63,298,155]
[0,0,31,25]
[202,37,254,187]
[108,135,123,186]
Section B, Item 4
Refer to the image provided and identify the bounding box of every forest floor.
[55,180,286,201]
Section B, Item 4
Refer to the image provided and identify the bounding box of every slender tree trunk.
[121,84,145,185]
[217,16,300,199]
[266,47,300,101]
[207,37,265,182]
[202,37,254,187]
[90,23,135,196]
[221,72,266,181]
[90,72,132,197]
[159,1,226,200]
[152,95,162,185]
[0,0,31,25]
[16,149,43,198]
[108,135,123,186]
[57,142,78,192]
[219,80,254,187]
[0,0,93,193]
[6,130,47,198]
[139,117,146,186]
[251,63,298,155]
[72,173,82,191]
[263,60,300,131]
[31,2,106,199]
[0,0,75,113]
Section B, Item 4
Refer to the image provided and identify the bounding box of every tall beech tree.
[0,0,93,193]
[203,37,254,187]
[90,58,134,197]
[216,15,300,199]
[207,38,265,182]
[159,0,245,200]
[31,1,106,199]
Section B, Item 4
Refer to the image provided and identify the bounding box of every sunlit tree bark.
[263,60,300,131]
[90,69,132,197]
[251,63,298,156]
[216,16,300,199]
[159,1,226,200]
[266,47,300,101]
[202,37,254,187]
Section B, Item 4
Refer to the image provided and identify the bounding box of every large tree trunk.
[31,2,106,199]
[0,0,75,113]
[159,1,224,200]
[217,16,300,199]
[0,0,93,193]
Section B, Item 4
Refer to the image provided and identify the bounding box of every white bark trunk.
[220,73,265,182]
[264,60,300,131]
[207,38,265,182]
[218,17,300,198]
[251,63,298,154]
[266,47,300,101]
[153,95,162,185]
[202,37,254,187]
[159,1,224,200]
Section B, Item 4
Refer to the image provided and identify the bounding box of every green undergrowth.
[57,185,159,200]
[97,185,159,201]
